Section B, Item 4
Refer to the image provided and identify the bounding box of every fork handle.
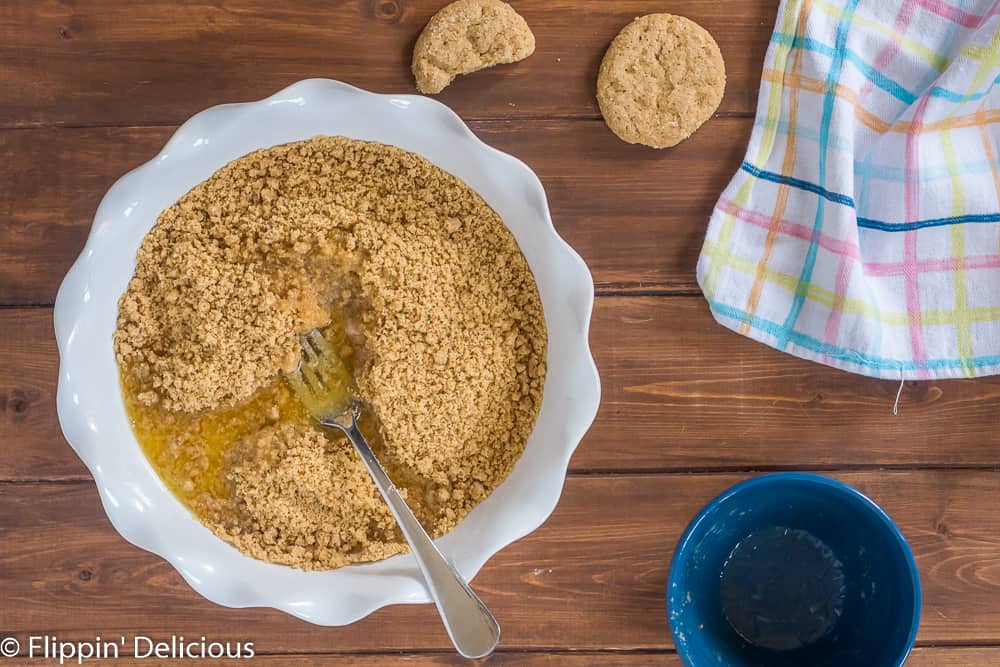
[335,419,501,659]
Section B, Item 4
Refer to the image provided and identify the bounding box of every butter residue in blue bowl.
[667,473,920,667]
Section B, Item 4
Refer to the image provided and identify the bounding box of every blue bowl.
[667,473,921,667]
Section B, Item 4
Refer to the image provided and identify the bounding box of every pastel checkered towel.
[697,0,1000,379]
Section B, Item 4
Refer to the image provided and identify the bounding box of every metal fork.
[286,329,501,659]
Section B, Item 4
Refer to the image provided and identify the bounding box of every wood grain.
[2,471,999,651]
[6,300,1000,481]
[3,1,997,662]
[587,297,1000,471]
[0,308,69,481]
[0,0,776,128]
[1,655,684,667]
[0,118,751,305]
[4,648,991,666]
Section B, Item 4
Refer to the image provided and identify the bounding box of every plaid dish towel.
[697,0,1000,379]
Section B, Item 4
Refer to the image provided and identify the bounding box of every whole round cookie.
[597,14,726,148]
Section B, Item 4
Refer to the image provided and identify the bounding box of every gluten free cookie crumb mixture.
[115,136,546,570]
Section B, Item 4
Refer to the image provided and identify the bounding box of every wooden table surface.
[3,1,1000,665]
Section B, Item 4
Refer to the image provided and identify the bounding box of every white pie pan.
[53,79,601,625]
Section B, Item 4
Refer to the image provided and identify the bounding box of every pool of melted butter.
[121,323,438,530]
[122,370,307,504]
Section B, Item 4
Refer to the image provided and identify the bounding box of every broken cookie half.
[412,0,535,95]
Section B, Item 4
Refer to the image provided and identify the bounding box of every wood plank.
[0,118,750,305]
[1,471,999,650]
[0,0,776,128]
[587,297,1000,471]
[7,299,1000,481]
[907,648,1000,666]
[0,126,171,306]
[0,654,681,667]
[3,648,991,666]
[0,309,66,481]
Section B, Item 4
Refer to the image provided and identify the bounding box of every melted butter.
[122,371,310,505]
[121,321,439,529]
[290,329,356,422]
